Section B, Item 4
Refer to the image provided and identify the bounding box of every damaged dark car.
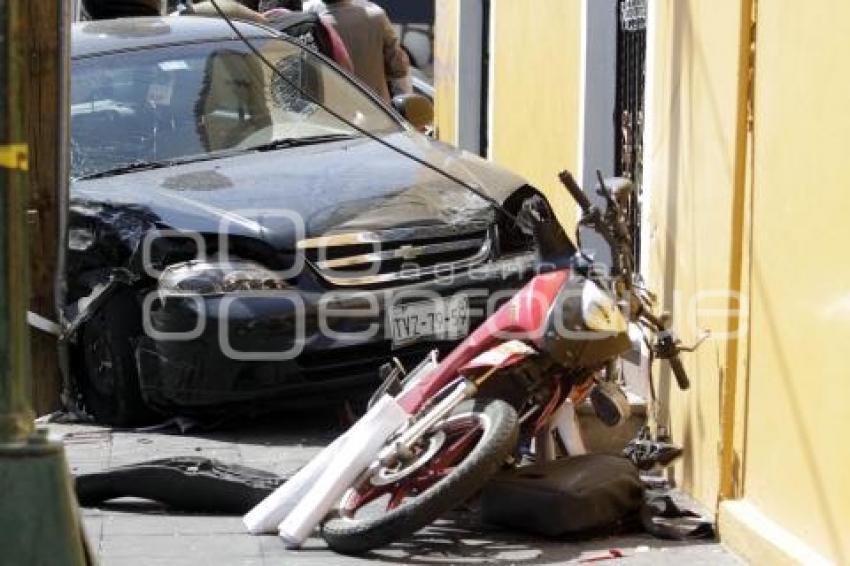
[67,16,546,425]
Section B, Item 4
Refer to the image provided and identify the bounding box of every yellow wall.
[435,1,850,561]
[488,0,581,228]
[734,2,850,562]
[433,0,458,145]
[642,0,743,510]
[435,0,582,228]
[648,1,850,562]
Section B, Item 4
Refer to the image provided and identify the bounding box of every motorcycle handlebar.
[558,170,593,214]
[668,355,691,390]
[557,168,692,391]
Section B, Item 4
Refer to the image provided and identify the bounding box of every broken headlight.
[581,279,627,333]
[159,260,292,295]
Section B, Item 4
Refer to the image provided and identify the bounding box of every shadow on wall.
[652,0,739,496]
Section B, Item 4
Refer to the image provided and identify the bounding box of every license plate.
[388,296,469,346]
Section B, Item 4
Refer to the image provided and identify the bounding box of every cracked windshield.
[71,37,401,179]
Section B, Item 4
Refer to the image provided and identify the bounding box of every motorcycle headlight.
[159,260,292,296]
[581,280,627,333]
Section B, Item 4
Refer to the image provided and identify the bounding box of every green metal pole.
[0,1,88,563]
[0,0,33,444]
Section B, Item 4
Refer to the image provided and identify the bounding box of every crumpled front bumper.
[137,257,535,415]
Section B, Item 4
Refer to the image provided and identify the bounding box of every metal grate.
[615,0,647,268]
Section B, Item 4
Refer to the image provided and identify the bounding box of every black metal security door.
[615,0,646,267]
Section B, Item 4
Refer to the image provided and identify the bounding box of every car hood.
[71,131,528,251]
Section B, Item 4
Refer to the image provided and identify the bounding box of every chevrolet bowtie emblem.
[397,245,420,260]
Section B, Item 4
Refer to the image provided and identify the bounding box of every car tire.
[80,291,156,427]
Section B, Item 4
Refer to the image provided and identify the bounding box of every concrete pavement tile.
[101,556,263,566]
[238,443,322,478]
[102,512,246,536]
[239,443,319,460]
[184,447,243,460]
[99,533,262,559]
[105,448,241,468]
[257,533,287,554]
[108,432,236,448]
[53,424,112,438]
[239,457,312,477]
[81,514,103,555]
[62,437,111,450]
[69,462,109,475]
[611,543,745,565]
[271,552,385,566]
[57,421,743,566]
[260,534,396,565]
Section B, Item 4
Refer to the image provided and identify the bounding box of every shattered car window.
[71,38,402,178]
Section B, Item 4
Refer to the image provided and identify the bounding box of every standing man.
[305,0,410,102]
[186,0,269,24]
[261,0,355,73]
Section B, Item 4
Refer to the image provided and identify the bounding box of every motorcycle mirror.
[595,170,634,213]
[605,177,635,206]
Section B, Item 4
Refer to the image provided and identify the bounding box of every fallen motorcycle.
[244,169,698,554]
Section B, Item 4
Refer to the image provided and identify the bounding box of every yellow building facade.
[435,1,850,563]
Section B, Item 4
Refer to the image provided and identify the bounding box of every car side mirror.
[392,93,434,132]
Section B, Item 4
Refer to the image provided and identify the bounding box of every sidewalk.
[55,413,744,565]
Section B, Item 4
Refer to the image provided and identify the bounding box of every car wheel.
[80,291,156,426]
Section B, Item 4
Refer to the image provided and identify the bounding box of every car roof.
[72,16,277,59]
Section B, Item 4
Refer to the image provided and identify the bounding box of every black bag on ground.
[265,11,335,60]
[75,457,284,514]
[480,454,644,537]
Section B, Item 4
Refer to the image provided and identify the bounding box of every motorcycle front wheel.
[321,397,518,555]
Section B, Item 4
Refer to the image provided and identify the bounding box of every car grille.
[297,222,493,286]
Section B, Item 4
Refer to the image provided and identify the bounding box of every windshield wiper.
[247,133,357,152]
[74,151,238,181]
[74,134,357,181]
[75,160,176,181]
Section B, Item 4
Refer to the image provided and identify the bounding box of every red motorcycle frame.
[397,269,570,414]
[321,170,696,554]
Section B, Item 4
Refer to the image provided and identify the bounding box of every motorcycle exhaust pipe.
[277,394,409,547]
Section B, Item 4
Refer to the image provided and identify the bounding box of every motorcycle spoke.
[386,483,413,511]
[342,483,390,516]
[345,415,485,516]
[406,423,483,492]
[429,424,482,471]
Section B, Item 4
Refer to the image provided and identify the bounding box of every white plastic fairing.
[581,280,628,332]
[277,395,409,547]
[243,431,349,534]
[552,399,587,456]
